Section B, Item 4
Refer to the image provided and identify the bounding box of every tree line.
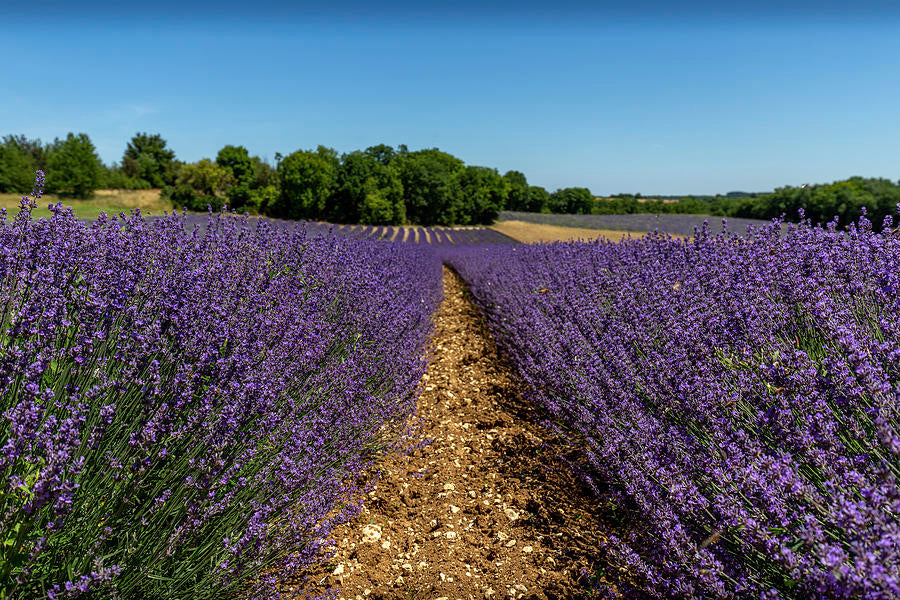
[6,131,893,227]
[602,177,900,229]
[0,132,593,225]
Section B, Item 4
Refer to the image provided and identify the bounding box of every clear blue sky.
[3,1,899,195]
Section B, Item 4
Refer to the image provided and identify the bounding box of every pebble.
[361,524,381,543]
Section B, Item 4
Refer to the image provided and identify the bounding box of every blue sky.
[3,2,899,195]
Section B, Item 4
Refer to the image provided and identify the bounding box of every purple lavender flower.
[0,172,442,599]
[445,217,900,599]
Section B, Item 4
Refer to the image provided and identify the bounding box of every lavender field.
[499,210,772,237]
[446,216,900,599]
[3,175,900,599]
[0,175,442,598]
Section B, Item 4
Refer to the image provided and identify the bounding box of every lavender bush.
[0,173,442,599]
[445,214,900,599]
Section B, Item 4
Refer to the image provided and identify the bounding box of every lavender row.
[0,175,443,599]
[281,222,517,246]
[499,210,771,236]
[157,215,518,246]
[445,215,900,599]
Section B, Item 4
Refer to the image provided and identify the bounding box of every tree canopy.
[394,148,465,226]
[122,132,177,188]
[0,135,45,193]
[548,187,594,214]
[1,130,612,225]
[45,133,103,199]
[271,146,340,220]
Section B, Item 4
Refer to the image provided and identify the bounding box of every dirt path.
[292,267,612,599]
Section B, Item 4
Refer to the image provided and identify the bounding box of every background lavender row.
[499,210,771,236]
[445,216,900,599]
[0,189,442,599]
[156,214,519,247]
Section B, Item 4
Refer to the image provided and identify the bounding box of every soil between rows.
[289,267,614,599]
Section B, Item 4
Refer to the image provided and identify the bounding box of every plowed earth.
[286,268,614,599]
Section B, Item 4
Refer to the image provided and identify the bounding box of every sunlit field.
[0,189,173,220]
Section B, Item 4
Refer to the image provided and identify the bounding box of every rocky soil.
[287,267,614,600]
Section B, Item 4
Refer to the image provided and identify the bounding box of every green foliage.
[395,148,465,226]
[364,143,397,165]
[528,185,551,213]
[248,184,279,214]
[164,159,232,211]
[359,182,403,224]
[331,151,372,223]
[45,133,103,199]
[250,156,277,189]
[503,170,530,212]
[215,145,256,211]
[454,166,509,224]
[272,146,339,220]
[177,159,233,197]
[598,177,900,230]
[1,129,575,224]
[122,132,177,188]
[734,177,900,228]
[216,145,253,184]
[0,135,45,193]
[331,151,405,224]
[225,182,253,211]
[102,165,152,190]
[549,187,594,214]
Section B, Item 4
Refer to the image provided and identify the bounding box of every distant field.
[499,210,771,237]
[490,220,678,243]
[0,189,172,220]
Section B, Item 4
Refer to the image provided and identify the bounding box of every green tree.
[103,164,151,190]
[250,156,277,189]
[364,144,396,166]
[248,184,279,215]
[359,171,405,224]
[45,133,103,199]
[527,186,551,213]
[548,187,594,214]
[216,145,253,184]
[330,151,405,224]
[215,145,255,210]
[0,135,44,193]
[330,151,370,222]
[395,148,464,225]
[272,146,339,220]
[454,166,509,224]
[166,159,233,211]
[503,170,530,212]
[122,132,177,188]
